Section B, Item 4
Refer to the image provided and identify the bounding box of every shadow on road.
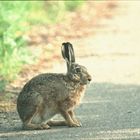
[0,82,140,139]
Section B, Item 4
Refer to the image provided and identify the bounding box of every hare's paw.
[41,124,51,129]
[73,119,82,127]
[23,123,50,130]
[67,122,81,127]
[23,124,42,130]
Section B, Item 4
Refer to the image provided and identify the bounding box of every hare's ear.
[61,43,70,63]
[68,42,75,63]
[61,42,75,63]
[61,42,75,73]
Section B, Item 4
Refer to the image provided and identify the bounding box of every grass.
[0,1,31,81]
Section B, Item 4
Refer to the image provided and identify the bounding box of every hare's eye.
[75,67,81,73]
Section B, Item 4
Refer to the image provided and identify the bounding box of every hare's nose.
[88,75,92,82]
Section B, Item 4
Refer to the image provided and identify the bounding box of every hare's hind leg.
[23,105,50,130]
[22,93,50,130]
[47,120,67,126]
[23,107,42,130]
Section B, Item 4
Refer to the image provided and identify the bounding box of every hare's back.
[21,73,68,98]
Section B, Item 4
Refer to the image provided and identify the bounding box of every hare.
[17,42,92,130]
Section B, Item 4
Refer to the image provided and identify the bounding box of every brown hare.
[17,42,92,130]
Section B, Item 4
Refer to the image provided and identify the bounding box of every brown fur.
[17,43,92,130]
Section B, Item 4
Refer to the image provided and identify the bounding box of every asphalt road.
[0,82,140,140]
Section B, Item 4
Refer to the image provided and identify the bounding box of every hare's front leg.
[60,110,81,127]
[68,110,82,126]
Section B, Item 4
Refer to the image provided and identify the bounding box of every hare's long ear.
[68,42,75,63]
[61,42,75,73]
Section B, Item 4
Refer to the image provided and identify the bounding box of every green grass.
[27,1,85,24]
[0,1,30,81]
[44,1,77,24]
